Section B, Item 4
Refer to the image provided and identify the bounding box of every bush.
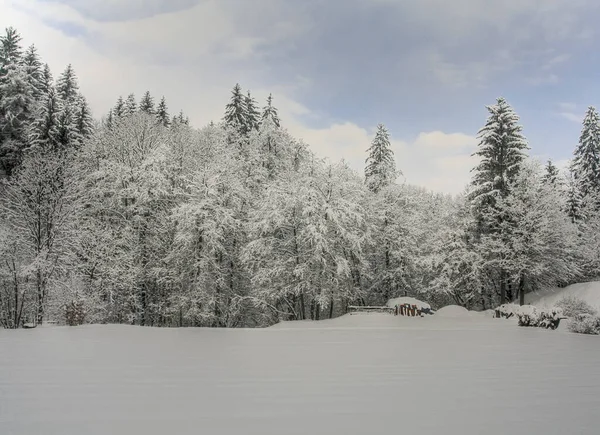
[516,306,563,330]
[568,314,600,335]
[555,296,597,318]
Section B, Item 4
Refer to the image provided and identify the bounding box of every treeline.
[1,26,599,329]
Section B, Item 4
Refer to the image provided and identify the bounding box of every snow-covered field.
[1,313,600,435]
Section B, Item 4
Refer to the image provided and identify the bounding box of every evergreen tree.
[113,96,125,118]
[543,159,560,185]
[39,64,53,96]
[56,102,82,149]
[28,86,61,150]
[468,97,529,305]
[56,64,79,103]
[223,83,247,132]
[0,28,34,176]
[245,91,260,131]
[155,96,170,127]
[23,45,42,100]
[572,106,600,198]
[364,123,398,193]
[139,91,155,115]
[469,97,529,208]
[74,94,94,140]
[261,93,280,128]
[566,170,584,223]
[124,93,137,115]
[0,27,23,73]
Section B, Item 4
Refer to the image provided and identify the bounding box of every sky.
[2,0,599,194]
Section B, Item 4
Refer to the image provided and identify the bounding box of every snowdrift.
[435,305,471,318]
[526,281,600,312]
[385,296,431,310]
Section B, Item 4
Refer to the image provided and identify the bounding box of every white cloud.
[559,112,582,123]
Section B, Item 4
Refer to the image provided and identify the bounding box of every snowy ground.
[526,280,600,312]
[1,313,600,435]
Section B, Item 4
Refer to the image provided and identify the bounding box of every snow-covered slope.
[526,280,600,312]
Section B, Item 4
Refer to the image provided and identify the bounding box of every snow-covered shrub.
[65,299,86,326]
[516,307,563,330]
[567,314,600,335]
[555,296,597,318]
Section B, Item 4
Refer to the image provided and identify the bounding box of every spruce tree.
[156,96,170,127]
[223,83,247,132]
[0,27,23,74]
[56,64,79,103]
[124,93,137,115]
[468,97,529,305]
[0,28,34,176]
[365,124,398,193]
[469,97,529,207]
[56,102,82,149]
[566,171,584,223]
[139,91,154,115]
[245,91,260,131]
[543,159,560,185]
[74,94,94,140]
[28,86,61,150]
[23,45,42,100]
[261,93,280,128]
[572,106,600,198]
[113,96,125,118]
[39,64,53,96]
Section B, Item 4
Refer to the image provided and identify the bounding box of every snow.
[435,305,471,317]
[526,280,600,313]
[385,296,431,309]
[2,315,600,435]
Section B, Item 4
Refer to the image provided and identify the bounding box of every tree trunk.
[299,293,306,320]
[499,269,506,305]
[518,272,525,306]
[329,298,334,319]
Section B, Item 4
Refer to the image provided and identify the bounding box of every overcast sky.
[2,0,598,194]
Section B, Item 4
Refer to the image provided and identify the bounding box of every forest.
[1,26,599,329]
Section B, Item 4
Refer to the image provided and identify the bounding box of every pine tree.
[365,124,398,193]
[468,97,529,305]
[469,97,529,207]
[124,93,137,115]
[28,86,61,150]
[0,28,34,176]
[56,64,79,103]
[155,96,169,127]
[223,83,247,132]
[543,159,560,185]
[139,91,155,115]
[245,91,260,131]
[74,94,94,140]
[572,106,600,198]
[113,96,125,118]
[261,93,280,128]
[56,102,82,149]
[23,45,42,100]
[0,27,23,73]
[39,64,53,96]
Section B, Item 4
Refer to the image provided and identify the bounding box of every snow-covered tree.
[572,106,600,199]
[22,45,42,100]
[261,93,280,128]
[245,91,260,132]
[543,159,560,185]
[469,97,529,211]
[124,93,137,115]
[156,96,170,127]
[28,86,61,150]
[0,29,35,176]
[74,94,94,140]
[139,91,155,115]
[56,64,79,103]
[365,123,398,193]
[223,83,247,133]
[39,64,53,97]
[113,96,125,118]
[0,149,81,324]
